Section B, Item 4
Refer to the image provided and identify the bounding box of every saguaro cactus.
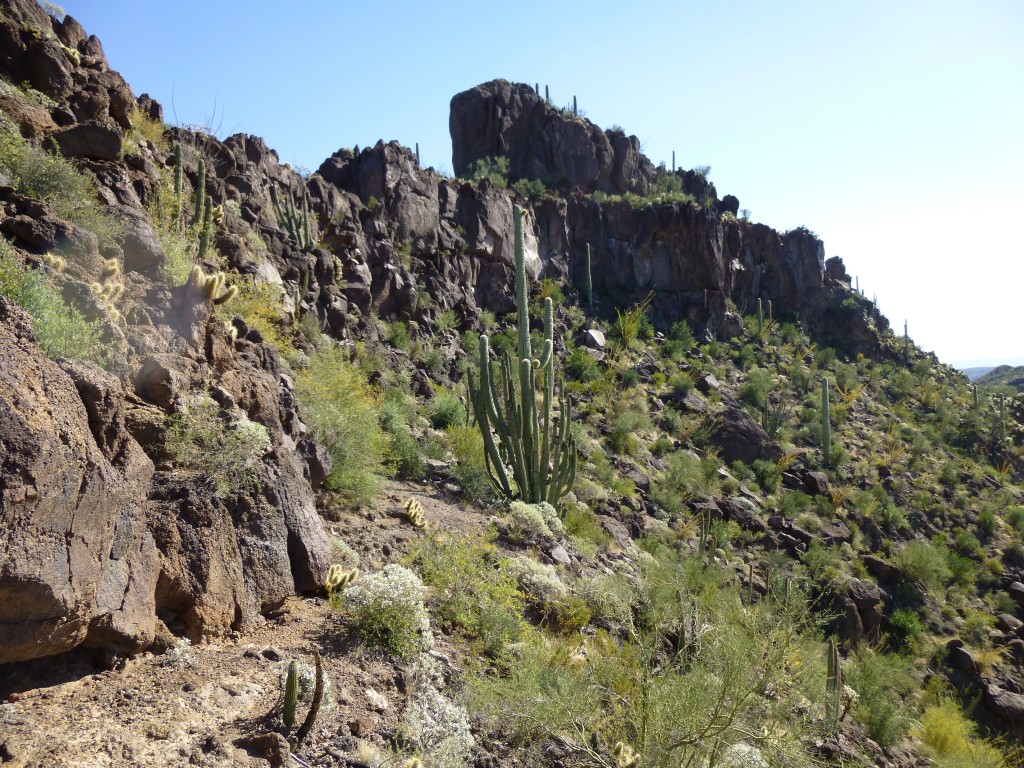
[468,206,576,505]
[583,243,593,307]
[822,377,832,469]
[825,639,843,733]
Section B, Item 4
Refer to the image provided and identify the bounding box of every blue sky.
[65,0,1024,368]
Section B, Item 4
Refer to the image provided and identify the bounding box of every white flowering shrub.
[344,564,433,658]
[507,500,563,541]
[401,655,475,767]
[504,555,567,604]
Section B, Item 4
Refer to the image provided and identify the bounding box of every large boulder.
[0,298,157,662]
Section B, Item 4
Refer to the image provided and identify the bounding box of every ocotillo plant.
[822,377,832,469]
[825,639,843,733]
[583,243,593,307]
[468,206,576,505]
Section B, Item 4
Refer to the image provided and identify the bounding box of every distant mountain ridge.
[975,365,1024,391]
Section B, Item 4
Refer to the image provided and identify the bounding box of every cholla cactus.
[41,252,65,272]
[325,564,358,594]
[189,266,237,305]
[613,741,640,768]
[403,498,428,529]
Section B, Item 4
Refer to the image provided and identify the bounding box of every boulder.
[115,203,164,273]
[708,397,783,465]
[0,298,157,662]
[51,119,123,162]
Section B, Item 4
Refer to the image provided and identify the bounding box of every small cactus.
[613,741,640,768]
[41,252,65,272]
[325,564,358,594]
[100,258,120,281]
[189,266,236,305]
[403,498,427,529]
[283,659,299,731]
[223,320,238,341]
[401,759,424,768]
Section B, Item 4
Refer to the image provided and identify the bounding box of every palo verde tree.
[468,205,576,505]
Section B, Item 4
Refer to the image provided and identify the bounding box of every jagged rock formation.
[0,0,882,666]
[450,79,656,195]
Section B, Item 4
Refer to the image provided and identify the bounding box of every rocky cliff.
[0,1,880,666]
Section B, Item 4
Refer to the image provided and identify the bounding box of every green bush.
[845,649,915,748]
[428,389,466,430]
[0,241,109,362]
[896,540,952,594]
[0,126,122,245]
[342,564,432,659]
[650,450,716,515]
[465,156,509,188]
[295,347,391,506]
[888,608,924,650]
[739,368,773,408]
[379,390,425,481]
[445,423,496,506]
[166,396,271,495]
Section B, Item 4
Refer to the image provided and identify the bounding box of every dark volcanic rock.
[450,79,655,195]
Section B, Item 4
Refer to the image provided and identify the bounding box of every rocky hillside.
[2,2,1024,767]
[977,366,1024,393]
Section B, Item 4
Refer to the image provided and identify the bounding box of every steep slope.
[1,3,1024,768]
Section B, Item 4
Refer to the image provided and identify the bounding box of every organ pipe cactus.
[193,157,206,230]
[468,206,576,506]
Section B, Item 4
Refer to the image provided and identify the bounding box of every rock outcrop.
[450,79,656,195]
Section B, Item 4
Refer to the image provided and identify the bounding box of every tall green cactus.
[583,243,593,307]
[825,639,843,733]
[193,157,206,230]
[172,142,184,228]
[271,182,316,251]
[468,206,576,505]
[822,377,832,469]
[283,660,299,731]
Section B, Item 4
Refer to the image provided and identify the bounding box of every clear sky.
[63,0,1024,368]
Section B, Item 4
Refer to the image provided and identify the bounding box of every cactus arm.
[283,660,299,731]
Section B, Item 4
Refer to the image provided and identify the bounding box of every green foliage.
[661,320,695,360]
[566,347,602,382]
[512,176,550,201]
[379,390,425,481]
[0,240,108,362]
[0,126,123,246]
[468,549,824,768]
[125,106,168,154]
[896,540,952,594]
[409,532,524,659]
[650,450,716,514]
[444,424,497,506]
[465,156,509,188]
[888,608,925,649]
[739,368,774,407]
[165,396,271,495]
[845,649,915,748]
[295,346,391,506]
[613,292,653,349]
[428,388,466,430]
[918,699,1006,768]
[342,564,432,659]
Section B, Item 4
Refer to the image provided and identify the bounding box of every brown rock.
[233,733,289,767]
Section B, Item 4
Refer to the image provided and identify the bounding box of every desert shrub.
[342,564,432,658]
[400,656,475,765]
[124,105,168,153]
[650,450,716,515]
[752,458,781,494]
[504,555,567,605]
[845,649,915,748]
[739,368,774,408]
[469,548,824,768]
[409,532,524,659]
[379,389,425,481]
[429,388,466,429]
[0,126,122,245]
[444,424,496,506]
[888,608,924,650]
[507,500,563,541]
[608,399,651,455]
[918,699,1004,768]
[295,346,390,506]
[561,500,611,556]
[0,241,108,362]
[465,155,509,187]
[896,540,952,594]
[166,396,271,495]
[976,507,998,537]
[565,347,602,382]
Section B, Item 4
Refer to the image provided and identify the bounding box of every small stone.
[583,329,605,349]
[233,733,289,767]
[549,544,571,565]
[365,688,389,713]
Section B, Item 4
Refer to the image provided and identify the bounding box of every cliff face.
[0,1,883,665]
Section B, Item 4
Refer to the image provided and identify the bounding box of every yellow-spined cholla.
[91,257,124,305]
[325,564,358,594]
[188,266,237,305]
[403,498,428,529]
[223,320,238,341]
[41,252,65,272]
[613,741,640,768]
